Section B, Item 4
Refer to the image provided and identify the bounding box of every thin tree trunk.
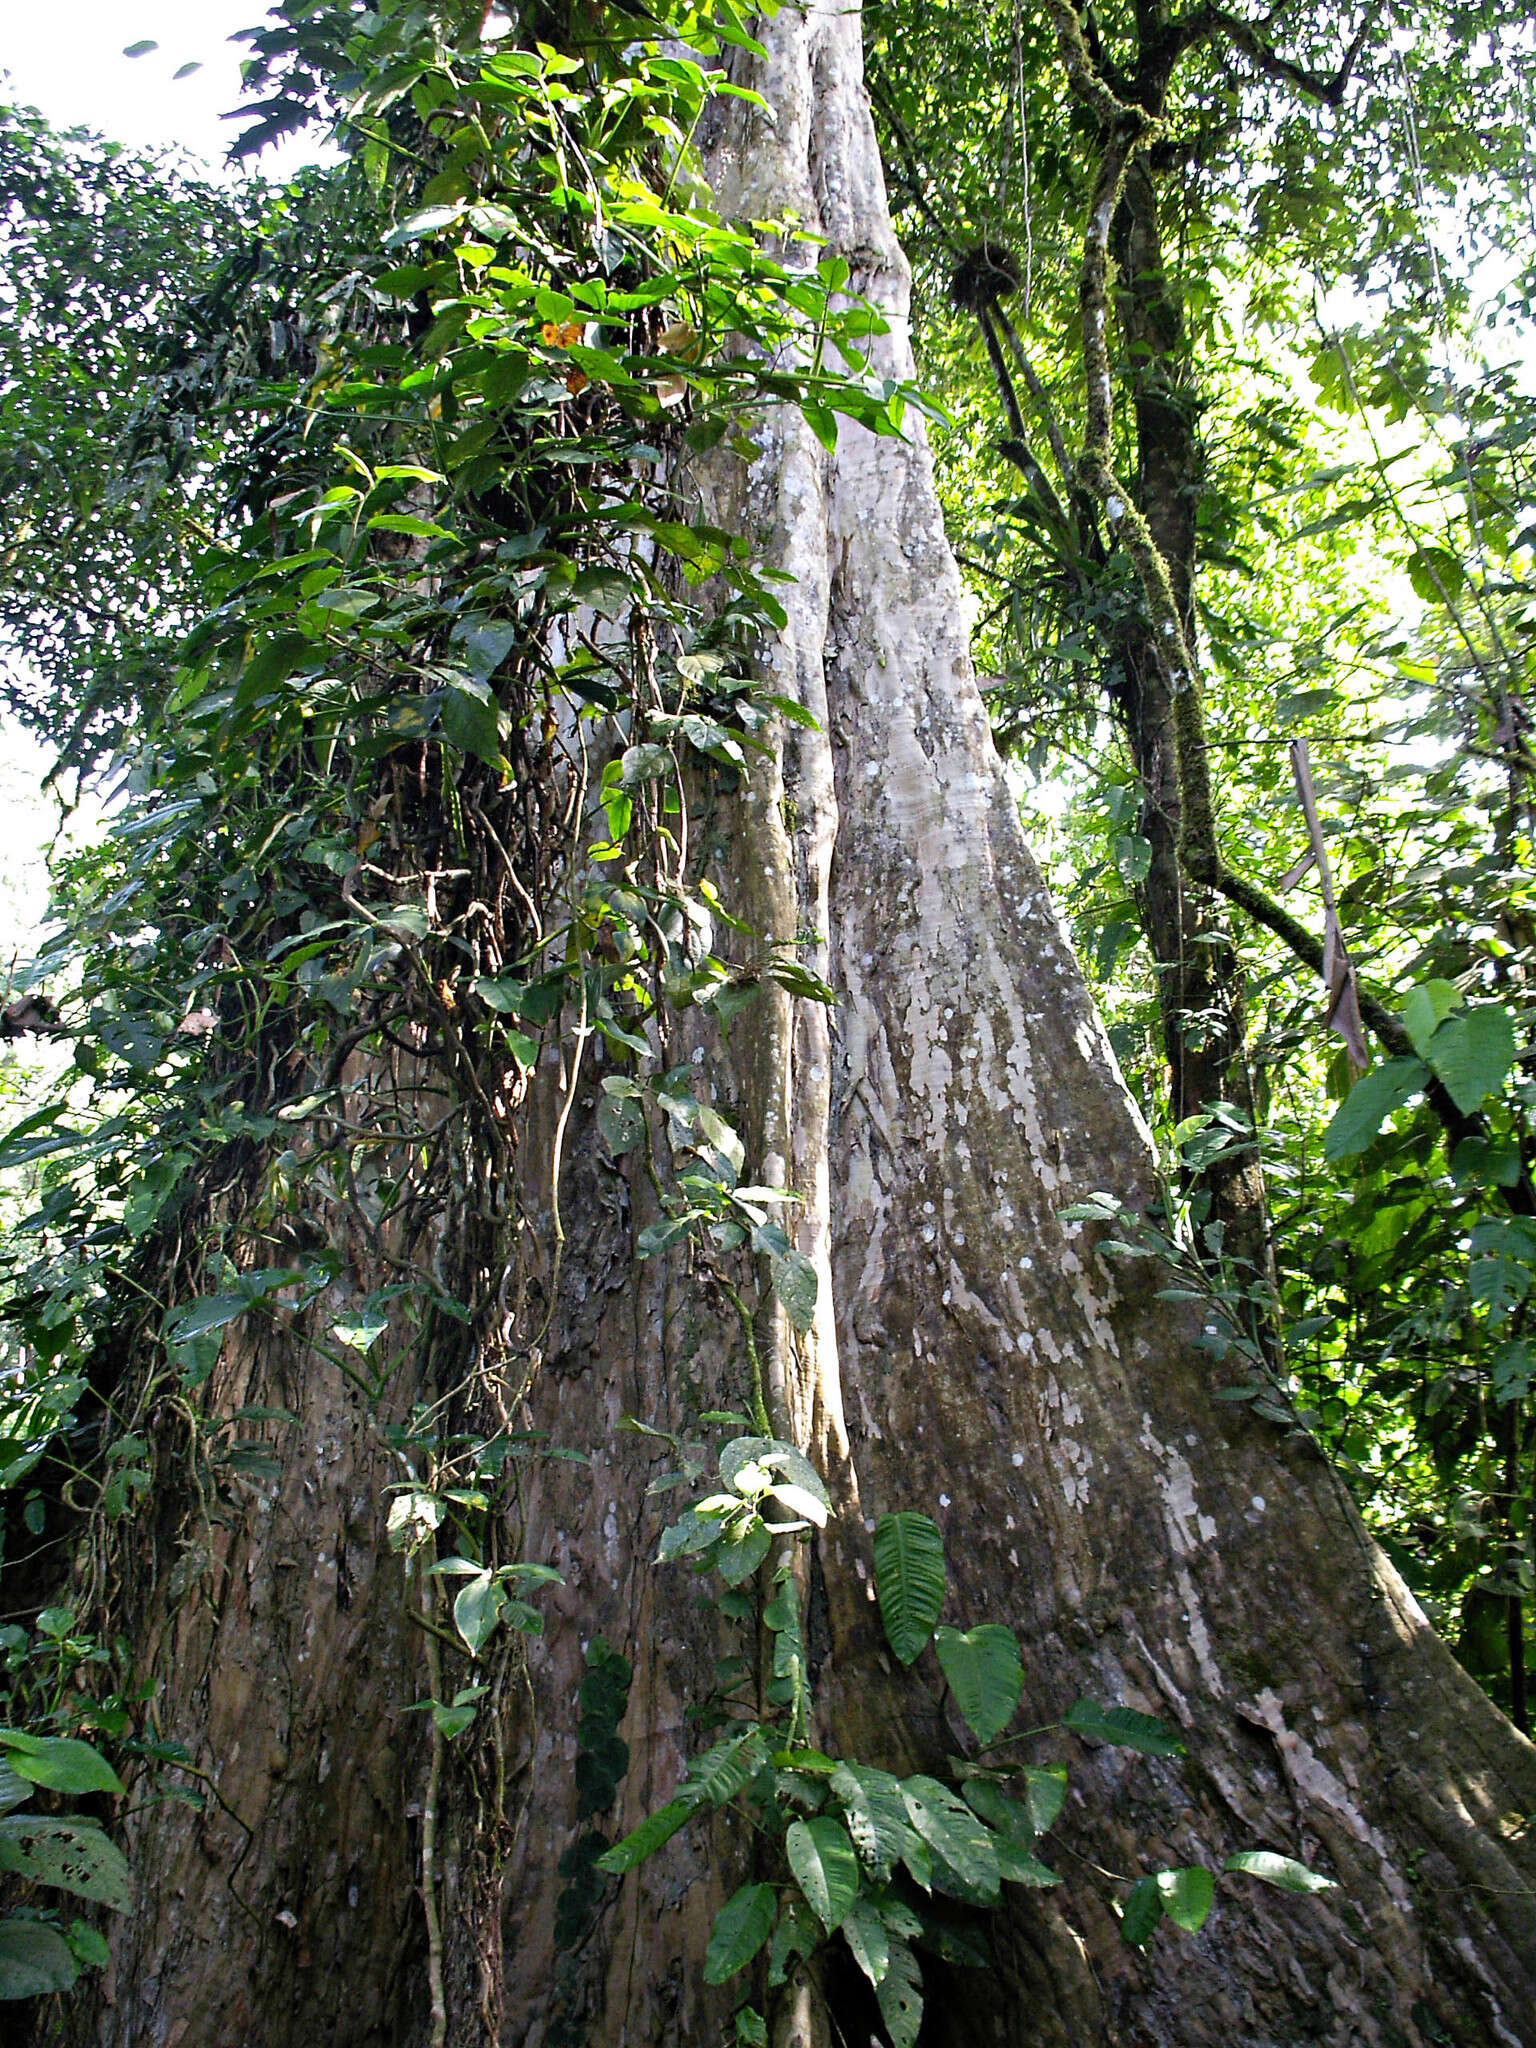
[37,5,1536,2046]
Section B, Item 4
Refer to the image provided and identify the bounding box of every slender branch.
[1175,0,1384,107]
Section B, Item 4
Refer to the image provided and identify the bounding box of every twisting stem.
[420,1563,448,2048]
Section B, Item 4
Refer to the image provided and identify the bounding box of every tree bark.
[35,4,1536,2046]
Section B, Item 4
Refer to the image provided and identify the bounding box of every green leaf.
[766,1897,819,1989]
[1157,1865,1214,1932]
[716,1515,772,1585]
[875,1937,924,2048]
[704,1882,777,1984]
[840,1895,890,1985]
[0,1817,130,1909]
[1223,1849,1336,1893]
[960,1778,1034,1845]
[162,1293,249,1344]
[1023,1764,1068,1836]
[785,1816,860,1931]
[594,1794,695,1874]
[933,1624,1023,1744]
[1400,980,1461,1057]
[1424,1005,1517,1115]
[1120,1874,1163,1947]
[1060,1700,1184,1756]
[770,1247,818,1334]
[1322,1058,1428,1162]
[831,1763,914,1882]
[993,1840,1061,1887]
[0,1917,79,1998]
[0,1732,124,1797]
[452,1571,506,1655]
[900,1776,1000,1903]
[872,1512,946,1665]
[686,1728,768,1808]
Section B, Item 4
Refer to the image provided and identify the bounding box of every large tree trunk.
[40,5,1536,2046]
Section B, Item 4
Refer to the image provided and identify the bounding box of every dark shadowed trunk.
[34,5,1536,2046]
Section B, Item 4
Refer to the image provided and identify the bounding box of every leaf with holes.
[872,1512,946,1665]
[831,1763,914,1882]
[0,1817,129,1909]
[900,1776,999,1903]
[875,1936,924,2048]
[840,1894,890,1986]
[786,1816,860,1931]
[933,1624,1023,1744]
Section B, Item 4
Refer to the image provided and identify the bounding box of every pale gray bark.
[43,5,1536,2047]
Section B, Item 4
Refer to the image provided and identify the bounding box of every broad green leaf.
[1061,1700,1184,1757]
[840,1895,890,1985]
[993,1840,1061,1887]
[686,1728,768,1807]
[1224,1849,1336,1893]
[657,1506,727,1562]
[766,1897,819,1989]
[1424,1005,1517,1115]
[831,1763,914,1881]
[1400,980,1461,1057]
[961,1778,1035,1847]
[0,1732,124,1797]
[872,1512,946,1665]
[595,1794,695,1874]
[1120,1874,1163,1946]
[875,1936,924,2048]
[786,1816,860,1931]
[900,1776,1000,1902]
[452,1571,506,1655]
[0,1917,78,1998]
[770,1247,818,1334]
[703,1882,777,1983]
[1322,1058,1428,1162]
[162,1293,248,1344]
[715,1515,772,1585]
[0,1763,31,1815]
[0,1817,130,1909]
[1023,1764,1068,1836]
[933,1624,1023,1744]
[1157,1865,1214,1931]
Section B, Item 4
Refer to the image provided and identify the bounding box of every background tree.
[0,3,1534,2047]
[867,0,1536,1726]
